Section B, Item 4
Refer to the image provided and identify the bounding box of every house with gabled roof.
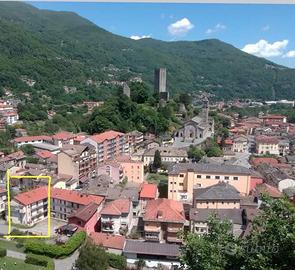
[100,198,132,235]
[143,198,186,243]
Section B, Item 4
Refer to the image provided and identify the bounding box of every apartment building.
[57,144,97,180]
[126,130,144,153]
[116,155,144,183]
[193,182,241,209]
[0,188,7,215]
[11,187,104,225]
[81,130,129,163]
[143,198,185,244]
[233,135,248,153]
[143,147,188,166]
[168,163,251,202]
[100,199,132,235]
[255,135,279,155]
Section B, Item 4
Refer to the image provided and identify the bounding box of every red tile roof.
[224,139,233,145]
[100,199,130,216]
[89,232,126,250]
[90,130,124,143]
[140,183,157,199]
[52,132,74,140]
[69,202,98,222]
[14,135,52,143]
[144,198,185,223]
[255,183,283,198]
[0,188,6,194]
[51,188,104,206]
[256,135,279,144]
[36,150,53,159]
[14,186,49,206]
[262,115,286,119]
[74,135,87,142]
[14,187,104,206]
[252,157,278,167]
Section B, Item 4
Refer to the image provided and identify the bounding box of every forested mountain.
[1,1,295,101]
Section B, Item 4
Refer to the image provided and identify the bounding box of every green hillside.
[1,1,295,101]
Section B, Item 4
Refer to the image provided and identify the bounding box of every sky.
[30,2,295,68]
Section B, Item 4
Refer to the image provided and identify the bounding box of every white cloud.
[206,23,226,35]
[130,35,151,40]
[242,39,289,57]
[283,50,295,58]
[168,18,194,36]
[262,25,270,31]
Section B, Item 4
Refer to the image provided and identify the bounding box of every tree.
[153,149,162,170]
[187,145,205,162]
[75,242,108,270]
[130,82,150,104]
[206,146,223,157]
[181,215,240,270]
[20,144,35,155]
[135,258,146,270]
[181,196,295,270]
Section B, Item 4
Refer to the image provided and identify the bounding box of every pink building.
[68,202,102,234]
[97,160,123,184]
[116,155,144,183]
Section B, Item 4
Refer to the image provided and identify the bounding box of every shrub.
[0,248,7,257]
[107,253,127,270]
[25,231,86,258]
[25,254,48,267]
[25,254,54,270]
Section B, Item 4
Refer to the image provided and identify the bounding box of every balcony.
[145,232,160,241]
[167,226,182,233]
[167,236,183,243]
[144,226,161,232]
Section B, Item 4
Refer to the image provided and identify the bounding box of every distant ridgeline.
[1,2,295,101]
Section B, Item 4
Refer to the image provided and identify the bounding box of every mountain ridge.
[0,1,295,101]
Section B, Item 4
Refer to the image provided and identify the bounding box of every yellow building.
[168,163,251,202]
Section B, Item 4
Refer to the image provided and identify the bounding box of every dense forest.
[1,1,295,103]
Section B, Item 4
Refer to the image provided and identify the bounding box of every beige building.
[57,144,97,180]
[116,155,144,183]
[168,163,251,202]
[255,136,279,155]
[233,135,248,153]
[193,182,241,209]
[143,147,188,166]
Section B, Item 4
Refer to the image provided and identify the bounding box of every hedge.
[25,231,86,258]
[25,254,54,270]
[0,248,7,257]
[107,253,127,270]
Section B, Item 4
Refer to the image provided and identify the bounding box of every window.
[233,177,239,180]
[179,183,184,186]
[215,176,220,180]
[225,176,229,180]
[206,175,211,179]
[180,174,184,177]
[197,175,201,178]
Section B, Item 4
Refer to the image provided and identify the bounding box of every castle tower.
[154,68,169,101]
[203,96,209,124]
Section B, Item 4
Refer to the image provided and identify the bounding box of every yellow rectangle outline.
[2,169,51,239]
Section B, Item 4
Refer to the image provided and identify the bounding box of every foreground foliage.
[181,196,295,270]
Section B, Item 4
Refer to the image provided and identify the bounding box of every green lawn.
[0,239,25,252]
[0,256,43,270]
[146,173,168,184]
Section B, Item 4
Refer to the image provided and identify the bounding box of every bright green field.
[0,256,44,270]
